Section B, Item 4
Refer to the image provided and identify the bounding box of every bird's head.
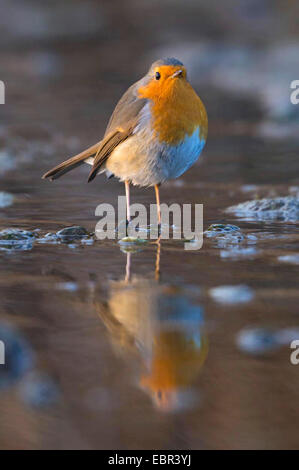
[138,58,187,101]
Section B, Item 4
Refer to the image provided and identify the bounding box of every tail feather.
[42,141,102,181]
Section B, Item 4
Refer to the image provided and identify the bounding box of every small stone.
[0,151,16,174]
[119,237,147,245]
[226,196,299,222]
[209,285,254,305]
[205,224,240,233]
[0,229,34,241]
[0,192,14,208]
[56,226,89,240]
[278,254,299,265]
[220,247,258,259]
[0,229,35,251]
[204,224,244,245]
[118,237,148,253]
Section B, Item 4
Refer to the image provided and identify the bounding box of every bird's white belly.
[85,100,206,186]
[103,126,205,187]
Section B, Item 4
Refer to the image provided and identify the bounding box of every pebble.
[209,285,254,305]
[227,196,299,222]
[0,192,14,208]
[278,254,299,265]
[0,229,35,251]
[56,226,89,240]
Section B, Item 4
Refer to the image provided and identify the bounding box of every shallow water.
[1,1,299,450]
[1,154,298,449]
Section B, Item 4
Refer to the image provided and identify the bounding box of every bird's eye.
[155,71,161,80]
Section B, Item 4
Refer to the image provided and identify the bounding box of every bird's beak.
[171,69,183,78]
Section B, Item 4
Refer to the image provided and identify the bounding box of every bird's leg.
[154,184,161,234]
[155,237,161,281]
[125,252,131,283]
[125,180,131,227]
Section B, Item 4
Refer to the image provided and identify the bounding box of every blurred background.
[0,0,298,450]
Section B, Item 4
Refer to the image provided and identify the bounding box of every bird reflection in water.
[93,243,208,412]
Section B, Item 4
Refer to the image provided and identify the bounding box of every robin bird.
[42,58,208,227]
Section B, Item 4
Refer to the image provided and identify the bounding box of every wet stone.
[226,196,299,221]
[0,229,35,241]
[0,229,35,251]
[278,254,299,265]
[204,224,244,245]
[0,192,14,208]
[118,237,148,254]
[205,224,240,233]
[56,226,89,241]
[220,247,258,259]
[0,151,16,174]
[209,285,254,305]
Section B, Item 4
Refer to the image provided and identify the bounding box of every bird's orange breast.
[138,74,208,146]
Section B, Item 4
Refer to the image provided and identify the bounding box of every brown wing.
[43,79,147,183]
[87,82,147,182]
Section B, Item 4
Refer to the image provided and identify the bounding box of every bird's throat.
[139,79,208,146]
